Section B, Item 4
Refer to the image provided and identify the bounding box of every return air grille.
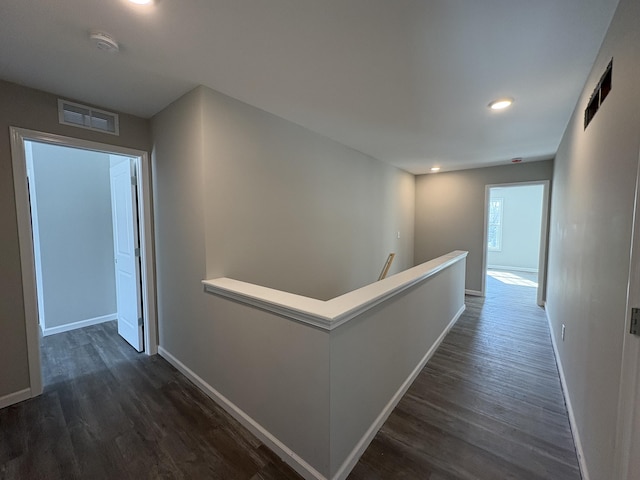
[584,59,613,129]
[58,99,119,135]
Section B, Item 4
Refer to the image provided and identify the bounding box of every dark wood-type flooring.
[1,269,579,479]
[349,270,580,479]
[0,321,301,480]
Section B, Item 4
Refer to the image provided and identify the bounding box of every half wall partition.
[159,251,467,480]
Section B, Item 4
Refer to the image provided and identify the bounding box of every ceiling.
[0,0,619,174]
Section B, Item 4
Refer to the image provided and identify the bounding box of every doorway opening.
[482,181,550,306]
[10,127,157,398]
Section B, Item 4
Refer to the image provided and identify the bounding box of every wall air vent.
[58,99,120,136]
[584,59,613,129]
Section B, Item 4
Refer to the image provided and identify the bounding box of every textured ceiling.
[0,0,619,173]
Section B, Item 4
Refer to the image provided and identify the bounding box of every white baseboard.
[331,303,466,480]
[544,304,589,480]
[487,265,538,273]
[465,289,483,296]
[0,388,31,409]
[158,347,326,480]
[159,303,465,480]
[42,313,117,337]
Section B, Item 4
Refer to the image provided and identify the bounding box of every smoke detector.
[90,31,119,53]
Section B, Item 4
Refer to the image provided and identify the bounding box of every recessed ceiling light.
[488,98,514,110]
[430,167,441,172]
[128,0,153,4]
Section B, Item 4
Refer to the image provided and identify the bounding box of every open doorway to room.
[10,127,157,397]
[482,181,549,306]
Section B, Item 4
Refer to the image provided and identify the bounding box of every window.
[488,197,503,251]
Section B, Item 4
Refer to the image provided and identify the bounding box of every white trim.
[203,251,468,331]
[331,304,465,480]
[9,126,158,400]
[537,181,551,307]
[158,347,326,480]
[10,129,43,396]
[614,149,640,480]
[545,304,589,480]
[136,152,158,355]
[481,185,489,297]
[159,303,466,480]
[482,181,550,306]
[24,142,47,330]
[465,289,483,296]
[0,388,32,409]
[41,313,117,337]
[487,265,539,273]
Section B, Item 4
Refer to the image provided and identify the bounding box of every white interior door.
[110,159,143,352]
[616,152,640,479]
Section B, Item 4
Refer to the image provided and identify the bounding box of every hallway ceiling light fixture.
[488,97,514,110]
[430,167,441,172]
[128,0,153,4]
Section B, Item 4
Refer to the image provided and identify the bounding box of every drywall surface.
[546,0,640,477]
[180,251,465,479]
[329,259,465,478]
[414,160,553,292]
[29,142,116,329]
[202,293,331,476]
[487,184,544,270]
[151,87,208,366]
[0,79,150,400]
[200,86,415,300]
[152,85,418,477]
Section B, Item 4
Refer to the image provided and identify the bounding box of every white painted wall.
[487,184,543,271]
[28,142,117,332]
[546,0,640,478]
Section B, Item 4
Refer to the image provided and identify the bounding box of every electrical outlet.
[562,324,566,341]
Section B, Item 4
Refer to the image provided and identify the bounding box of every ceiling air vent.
[58,99,120,136]
[584,59,613,129]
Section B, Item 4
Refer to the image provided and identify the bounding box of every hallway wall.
[415,161,553,293]
[151,85,416,476]
[0,80,150,401]
[546,0,640,477]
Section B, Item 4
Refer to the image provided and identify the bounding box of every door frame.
[614,150,640,479]
[481,180,550,306]
[10,126,158,398]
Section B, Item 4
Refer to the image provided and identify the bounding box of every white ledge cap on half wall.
[202,250,468,331]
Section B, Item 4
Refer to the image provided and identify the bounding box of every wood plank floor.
[349,270,580,480]
[0,270,579,479]
[0,321,302,480]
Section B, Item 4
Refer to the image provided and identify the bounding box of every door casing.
[614,150,640,479]
[481,180,550,306]
[10,126,157,398]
